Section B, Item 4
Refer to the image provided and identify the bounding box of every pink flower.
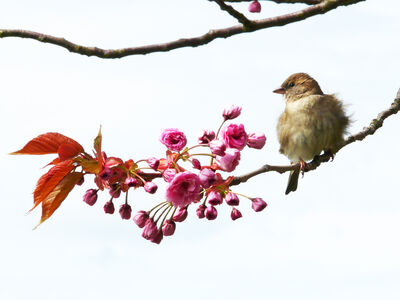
[160,128,187,152]
[125,177,139,188]
[231,208,242,221]
[198,168,218,188]
[207,190,223,206]
[163,168,178,182]
[247,132,266,149]
[221,123,247,150]
[144,182,158,194]
[103,201,115,214]
[251,198,267,212]
[99,168,113,180]
[147,157,160,171]
[198,129,216,144]
[216,148,241,172]
[119,203,132,220]
[162,219,176,236]
[150,229,163,244]
[205,206,218,220]
[248,1,261,13]
[142,219,158,240]
[209,140,226,156]
[225,192,239,206]
[172,207,188,222]
[192,158,201,170]
[223,105,242,120]
[166,171,202,207]
[133,210,149,228]
[83,189,98,206]
[196,204,206,219]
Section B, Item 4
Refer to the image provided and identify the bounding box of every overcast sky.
[1,1,400,299]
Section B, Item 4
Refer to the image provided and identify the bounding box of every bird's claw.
[299,159,307,177]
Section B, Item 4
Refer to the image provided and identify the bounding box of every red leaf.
[31,160,75,212]
[57,143,82,161]
[34,172,83,228]
[11,132,84,155]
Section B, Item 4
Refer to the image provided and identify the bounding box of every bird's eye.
[289,82,295,88]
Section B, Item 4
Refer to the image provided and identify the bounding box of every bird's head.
[273,73,323,102]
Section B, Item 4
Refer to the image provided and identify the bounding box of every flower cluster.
[13,105,267,244]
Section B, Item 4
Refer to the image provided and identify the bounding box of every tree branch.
[214,0,254,27]
[223,0,322,4]
[230,89,400,186]
[0,0,364,59]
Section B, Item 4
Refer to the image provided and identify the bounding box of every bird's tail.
[285,169,300,195]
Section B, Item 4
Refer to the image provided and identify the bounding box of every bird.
[274,73,350,195]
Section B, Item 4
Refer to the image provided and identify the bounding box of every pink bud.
[198,168,218,188]
[162,219,176,236]
[83,189,98,206]
[209,140,226,156]
[207,190,223,206]
[76,176,85,186]
[192,158,201,170]
[231,208,242,221]
[248,1,261,13]
[225,192,239,206]
[142,219,158,240]
[144,182,158,194]
[196,204,206,219]
[162,168,177,182]
[119,203,132,220]
[223,105,242,120]
[150,229,163,244]
[133,210,149,228]
[205,206,218,220]
[251,198,267,212]
[99,168,113,180]
[216,148,241,172]
[247,132,266,149]
[103,201,115,214]
[147,157,160,171]
[125,177,139,188]
[109,184,121,198]
[172,207,188,222]
[198,129,216,144]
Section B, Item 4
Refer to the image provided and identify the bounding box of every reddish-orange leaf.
[57,143,82,161]
[11,132,84,155]
[93,127,103,167]
[34,172,83,228]
[31,160,75,212]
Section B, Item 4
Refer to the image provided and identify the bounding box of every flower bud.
[172,207,188,222]
[225,192,239,206]
[198,130,216,144]
[103,201,115,214]
[162,219,176,236]
[99,168,113,180]
[150,229,163,244]
[133,210,149,228]
[83,189,98,206]
[144,182,158,194]
[196,204,206,219]
[192,158,201,170]
[198,168,218,189]
[247,132,266,149]
[231,208,242,221]
[142,219,158,240]
[223,105,242,120]
[125,177,139,188]
[205,206,218,220]
[251,198,267,212]
[109,184,121,198]
[207,190,223,206]
[147,157,160,171]
[209,140,226,156]
[216,148,241,172]
[119,203,132,220]
[76,176,85,186]
[248,1,261,13]
[162,168,177,182]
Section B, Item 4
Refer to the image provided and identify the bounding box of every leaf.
[31,160,75,212]
[74,157,101,174]
[11,132,84,155]
[34,172,83,229]
[93,127,103,167]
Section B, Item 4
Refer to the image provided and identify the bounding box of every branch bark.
[0,0,364,59]
[230,89,400,186]
[223,0,322,4]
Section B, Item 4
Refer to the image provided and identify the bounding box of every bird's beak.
[273,87,285,95]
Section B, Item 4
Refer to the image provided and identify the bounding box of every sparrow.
[274,73,350,195]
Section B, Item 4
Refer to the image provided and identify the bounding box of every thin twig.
[230,89,400,186]
[0,0,364,59]
[214,0,254,28]
[223,0,322,4]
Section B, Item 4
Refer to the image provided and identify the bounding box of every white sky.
[1,1,400,299]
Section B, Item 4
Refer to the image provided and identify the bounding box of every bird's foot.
[299,159,307,177]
